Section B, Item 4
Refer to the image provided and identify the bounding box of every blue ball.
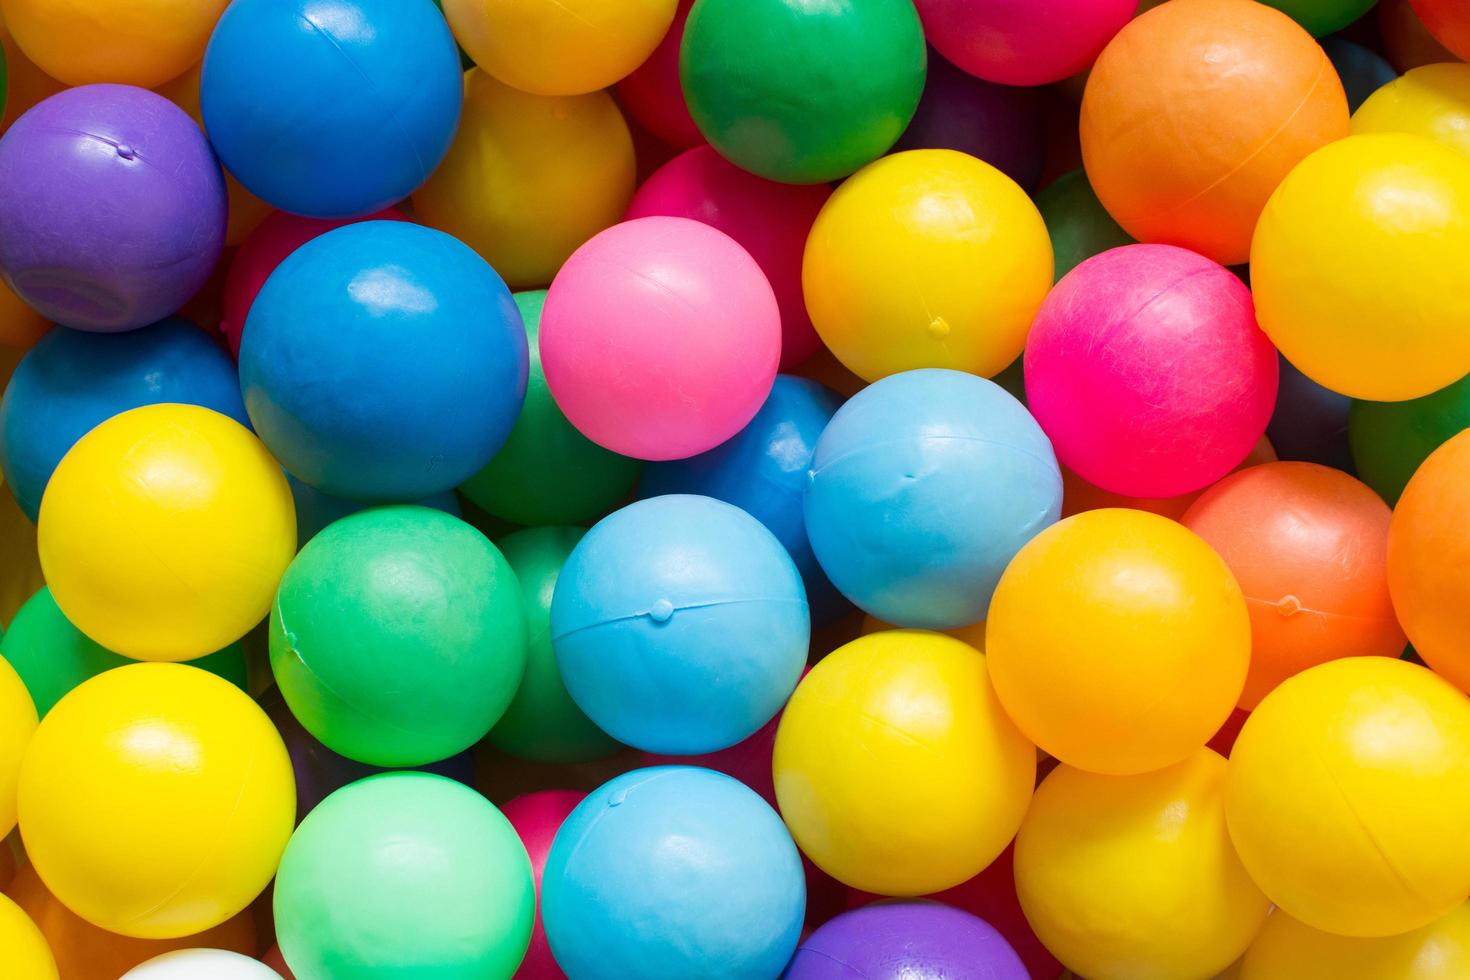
[550,495,808,755]
[239,220,528,502]
[288,476,463,545]
[1267,353,1354,472]
[1321,37,1397,114]
[0,318,247,521]
[201,0,463,218]
[639,375,849,626]
[543,766,805,980]
[805,368,1061,630]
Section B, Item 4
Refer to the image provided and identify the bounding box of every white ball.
[121,949,283,980]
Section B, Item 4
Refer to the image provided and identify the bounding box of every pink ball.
[626,146,830,368]
[540,216,780,461]
[221,207,408,356]
[914,0,1135,86]
[1024,244,1278,499]
[616,0,702,151]
[502,790,587,980]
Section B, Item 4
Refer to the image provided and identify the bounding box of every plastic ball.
[459,291,639,526]
[489,527,621,763]
[1016,749,1270,980]
[1026,244,1277,498]
[414,70,635,290]
[550,494,807,754]
[274,772,535,980]
[1262,0,1376,35]
[805,369,1060,628]
[0,893,56,980]
[17,663,294,939]
[1034,168,1135,282]
[37,403,295,662]
[1321,37,1399,113]
[287,477,461,546]
[680,0,926,184]
[271,506,528,767]
[616,0,700,149]
[787,901,1025,980]
[914,0,1133,87]
[1352,373,1470,505]
[201,0,462,218]
[220,208,408,357]
[121,950,281,980]
[0,0,225,87]
[1410,0,1470,60]
[502,790,585,980]
[1182,463,1404,710]
[1082,0,1349,265]
[1252,133,1470,401]
[1381,0,1461,71]
[0,318,247,520]
[803,150,1052,383]
[1388,429,1470,690]
[0,654,35,838]
[640,375,847,624]
[539,216,779,461]
[0,85,226,331]
[1227,657,1470,937]
[1268,355,1354,471]
[1,586,246,719]
[240,220,528,501]
[1353,63,1470,159]
[627,145,831,368]
[543,766,805,979]
[1240,904,1470,980]
[773,631,1035,895]
[988,509,1250,775]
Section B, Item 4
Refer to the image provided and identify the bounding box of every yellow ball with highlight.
[0,893,56,980]
[1241,904,1470,980]
[1353,63,1470,160]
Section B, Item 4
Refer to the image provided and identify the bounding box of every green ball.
[488,527,621,763]
[459,291,640,527]
[274,771,535,980]
[0,585,246,717]
[681,0,927,184]
[1035,169,1135,283]
[1259,0,1376,36]
[1350,374,1470,505]
[270,506,527,767]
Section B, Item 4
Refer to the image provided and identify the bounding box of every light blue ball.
[0,318,247,521]
[639,375,849,625]
[239,220,528,502]
[805,368,1061,629]
[288,476,463,545]
[550,495,808,755]
[201,0,463,218]
[542,766,806,980]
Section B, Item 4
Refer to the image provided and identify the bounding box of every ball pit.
[914,0,1134,87]
[1352,373,1470,504]
[121,950,281,980]
[787,901,1027,980]
[1240,903,1470,979]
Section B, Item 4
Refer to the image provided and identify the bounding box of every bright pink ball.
[1024,244,1278,499]
[914,0,1135,86]
[502,789,587,980]
[616,0,702,150]
[627,146,830,368]
[220,207,408,356]
[540,216,780,461]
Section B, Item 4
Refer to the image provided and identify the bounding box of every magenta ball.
[914,0,1135,87]
[503,790,586,980]
[1024,244,1278,498]
[626,146,830,368]
[540,216,780,461]
[787,901,1028,980]
[0,84,226,332]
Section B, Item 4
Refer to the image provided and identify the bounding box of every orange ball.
[1081,0,1349,265]
[1389,429,1470,692]
[1183,462,1405,710]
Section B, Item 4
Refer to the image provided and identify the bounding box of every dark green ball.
[1350,374,1470,505]
[1260,0,1376,36]
[1035,169,1135,283]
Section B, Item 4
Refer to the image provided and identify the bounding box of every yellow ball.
[987,509,1249,775]
[772,630,1035,896]
[1250,133,1470,401]
[17,663,295,939]
[414,69,636,289]
[1241,904,1470,980]
[0,0,229,88]
[1226,657,1470,938]
[1353,63,1470,159]
[0,656,38,840]
[442,0,676,96]
[802,148,1053,382]
[1015,749,1270,980]
[0,893,56,980]
[37,404,295,663]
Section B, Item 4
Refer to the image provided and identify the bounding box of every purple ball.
[0,84,227,332]
[784,901,1028,980]
[894,50,1045,192]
